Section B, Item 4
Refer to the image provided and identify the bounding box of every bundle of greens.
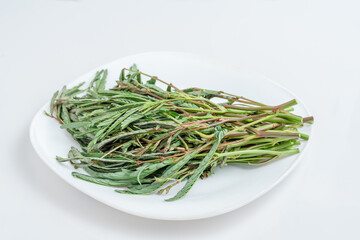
[47,65,313,201]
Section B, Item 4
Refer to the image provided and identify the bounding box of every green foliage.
[48,65,312,201]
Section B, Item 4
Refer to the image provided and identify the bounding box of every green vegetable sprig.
[47,64,313,201]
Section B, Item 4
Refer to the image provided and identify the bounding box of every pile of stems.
[47,65,313,201]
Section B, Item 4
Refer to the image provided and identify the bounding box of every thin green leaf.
[72,172,144,186]
[147,77,156,85]
[84,159,173,180]
[60,121,91,129]
[50,90,59,116]
[97,69,108,91]
[120,113,144,130]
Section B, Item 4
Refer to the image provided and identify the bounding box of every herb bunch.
[47,65,313,201]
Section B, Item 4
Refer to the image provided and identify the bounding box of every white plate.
[30,52,313,220]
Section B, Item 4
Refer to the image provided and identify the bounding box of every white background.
[1,0,359,239]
